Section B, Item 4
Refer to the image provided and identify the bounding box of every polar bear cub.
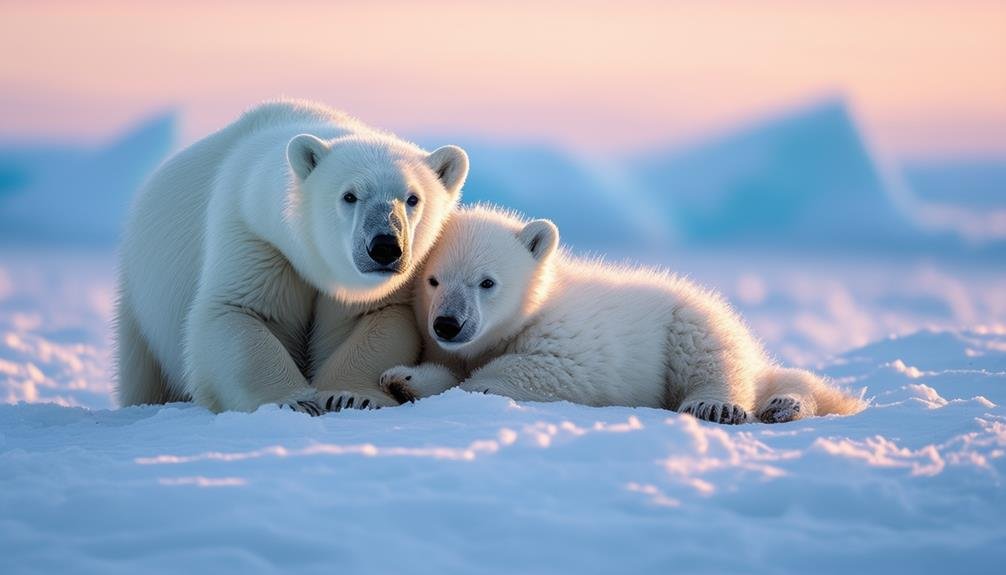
[380,206,863,424]
[116,100,468,413]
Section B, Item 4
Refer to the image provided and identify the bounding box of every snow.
[1,338,1004,573]
[2,100,1005,572]
[2,245,1004,573]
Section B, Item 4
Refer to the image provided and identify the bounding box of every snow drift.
[1,327,1003,573]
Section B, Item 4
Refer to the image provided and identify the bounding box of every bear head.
[416,206,560,358]
[285,133,468,302]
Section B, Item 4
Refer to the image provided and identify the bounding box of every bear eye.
[428,277,439,287]
[343,191,358,204]
[407,194,420,207]
[480,279,495,289]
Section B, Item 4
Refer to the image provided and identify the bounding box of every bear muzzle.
[433,316,464,341]
[367,234,403,267]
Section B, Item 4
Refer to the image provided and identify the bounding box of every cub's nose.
[367,234,402,266]
[433,316,463,341]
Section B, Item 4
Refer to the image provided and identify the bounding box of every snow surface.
[2,247,1004,573]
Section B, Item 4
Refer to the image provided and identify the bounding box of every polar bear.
[379,206,864,424]
[115,100,468,413]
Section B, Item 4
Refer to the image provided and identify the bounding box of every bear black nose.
[433,316,463,341]
[367,234,402,266]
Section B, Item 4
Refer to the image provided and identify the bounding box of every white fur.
[116,100,468,412]
[381,206,864,424]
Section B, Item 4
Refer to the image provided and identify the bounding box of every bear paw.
[280,400,324,417]
[679,400,749,425]
[380,365,459,403]
[379,367,420,405]
[756,395,803,423]
[458,379,506,396]
[316,390,395,413]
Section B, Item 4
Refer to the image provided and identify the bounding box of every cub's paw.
[756,395,803,424]
[459,379,505,396]
[379,367,420,405]
[280,400,324,417]
[679,400,749,425]
[315,390,396,413]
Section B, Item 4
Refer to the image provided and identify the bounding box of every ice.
[3,100,1000,253]
[424,99,1005,256]
[903,159,1006,209]
[0,112,175,245]
[415,137,657,253]
[627,99,920,247]
[900,159,1006,245]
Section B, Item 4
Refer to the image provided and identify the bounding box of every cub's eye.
[428,277,439,287]
[480,279,495,289]
[343,192,358,204]
[407,194,420,207]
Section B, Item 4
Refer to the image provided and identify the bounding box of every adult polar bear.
[380,206,864,424]
[116,100,468,413]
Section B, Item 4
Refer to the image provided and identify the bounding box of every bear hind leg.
[754,367,865,423]
[114,297,181,406]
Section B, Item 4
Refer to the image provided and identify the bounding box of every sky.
[1,0,1004,159]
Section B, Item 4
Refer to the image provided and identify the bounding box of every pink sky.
[1,0,1004,158]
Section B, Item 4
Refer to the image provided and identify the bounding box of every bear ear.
[426,145,469,197]
[517,219,559,263]
[287,134,330,181]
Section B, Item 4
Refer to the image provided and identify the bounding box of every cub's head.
[417,207,559,358]
[286,133,467,301]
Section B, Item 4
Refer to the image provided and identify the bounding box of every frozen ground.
[1,247,1004,573]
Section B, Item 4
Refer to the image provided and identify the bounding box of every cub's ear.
[517,219,559,262]
[426,145,469,197]
[287,134,330,180]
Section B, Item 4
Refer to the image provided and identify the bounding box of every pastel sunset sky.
[1,0,1004,159]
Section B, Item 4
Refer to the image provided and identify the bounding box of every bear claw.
[385,380,418,405]
[282,400,323,416]
[317,392,383,413]
[680,401,748,425]
[756,396,802,423]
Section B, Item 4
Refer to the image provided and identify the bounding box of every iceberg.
[0,112,176,244]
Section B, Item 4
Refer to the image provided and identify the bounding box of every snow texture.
[2,247,1004,573]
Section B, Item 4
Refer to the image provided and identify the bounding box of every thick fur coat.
[380,206,864,424]
[116,100,468,412]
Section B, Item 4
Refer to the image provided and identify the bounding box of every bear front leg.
[459,353,574,403]
[311,304,420,410]
[379,363,461,404]
[185,304,317,413]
